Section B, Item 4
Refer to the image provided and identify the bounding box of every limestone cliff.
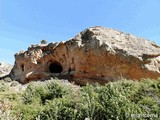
[10,26,160,85]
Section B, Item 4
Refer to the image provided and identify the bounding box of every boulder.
[10,26,160,85]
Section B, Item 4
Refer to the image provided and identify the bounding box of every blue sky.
[0,0,160,64]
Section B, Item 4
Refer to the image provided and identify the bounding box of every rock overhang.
[10,26,160,85]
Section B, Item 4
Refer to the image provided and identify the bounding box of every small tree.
[41,40,47,44]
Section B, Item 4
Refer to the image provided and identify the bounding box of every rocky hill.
[0,62,13,77]
[10,26,160,85]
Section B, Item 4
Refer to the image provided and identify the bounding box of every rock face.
[10,26,160,85]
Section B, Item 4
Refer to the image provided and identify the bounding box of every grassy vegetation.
[0,78,160,120]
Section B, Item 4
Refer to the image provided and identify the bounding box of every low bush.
[22,81,70,104]
[3,77,12,82]
[10,81,19,87]
[0,81,9,92]
[38,97,82,120]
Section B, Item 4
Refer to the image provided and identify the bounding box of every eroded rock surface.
[10,26,160,85]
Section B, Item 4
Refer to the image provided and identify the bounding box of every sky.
[0,0,160,64]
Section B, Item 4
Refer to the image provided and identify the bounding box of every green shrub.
[0,81,9,92]
[79,84,102,120]
[22,81,70,104]
[9,79,160,120]
[4,93,21,102]
[131,79,160,115]
[41,40,47,44]
[22,83,43,104]
[41,81,69,103]
[38,97,82,120]
[96,82,142,119]
[78,80,160,120]
[14,104,43,120]
[16,81,73,119]
[3,77,12,82]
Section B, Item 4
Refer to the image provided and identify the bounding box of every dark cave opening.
[21,64,24,72]
[49,61,63,73]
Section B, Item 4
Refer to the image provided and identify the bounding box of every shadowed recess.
[49,61,63,73]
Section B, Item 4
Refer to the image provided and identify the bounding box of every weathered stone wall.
[10,26,160,85]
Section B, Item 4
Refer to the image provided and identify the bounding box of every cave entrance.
[49,61,63,73]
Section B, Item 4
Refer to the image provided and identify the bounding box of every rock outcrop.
[10,26,160,85]
[0,62,13,77]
